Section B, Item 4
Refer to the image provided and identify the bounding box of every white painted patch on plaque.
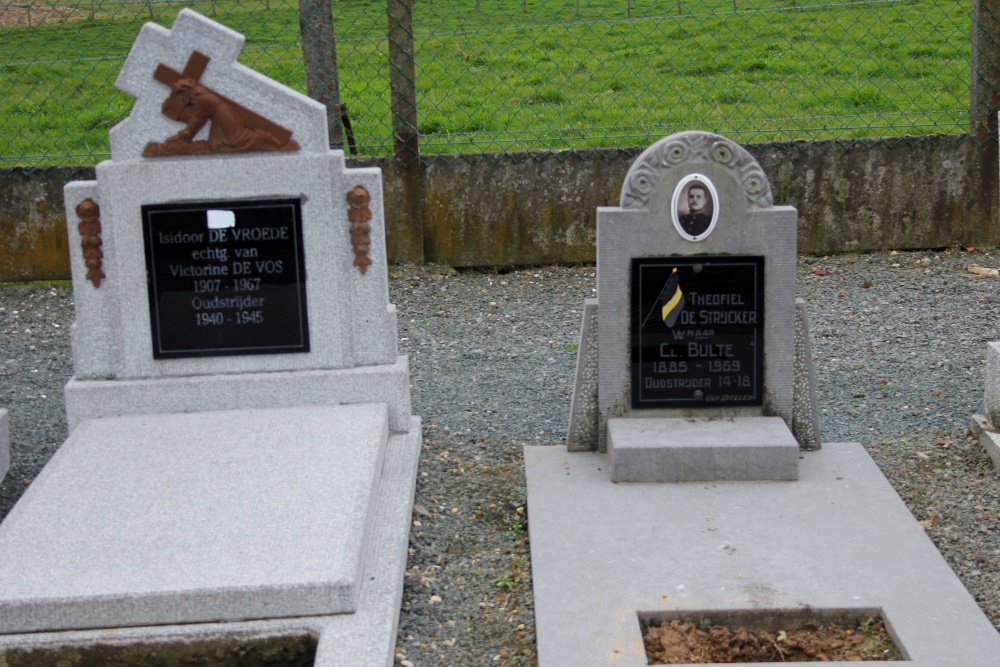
[207,210,236,229]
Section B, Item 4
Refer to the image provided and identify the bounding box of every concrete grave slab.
[525,443,1000,666]
[607,416,798,482]
[0,403,389,634]
[0,415,421,667]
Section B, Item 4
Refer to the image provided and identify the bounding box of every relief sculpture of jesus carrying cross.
[143,51,300,157]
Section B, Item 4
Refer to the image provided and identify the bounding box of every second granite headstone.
[566,131,819,481]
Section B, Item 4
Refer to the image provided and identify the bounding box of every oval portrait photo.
[671,174,719,242]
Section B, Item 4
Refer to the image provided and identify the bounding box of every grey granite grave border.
[64,356,413,433]
[792,298,821,448]
[971,415,1000,471]
[0,417,421,667]
[0,404,390,634]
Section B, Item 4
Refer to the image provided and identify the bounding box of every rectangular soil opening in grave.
[637,607,907,664]
[1,633,317,667]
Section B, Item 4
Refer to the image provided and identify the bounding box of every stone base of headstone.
[972,342,1000,470]
[524,443,1000,666]
[566,299,599,452]
[0,409,8,482]
[0,404,421,666]
[64,359,412,433]
[971,414,1000,470]
[607,416,799,482]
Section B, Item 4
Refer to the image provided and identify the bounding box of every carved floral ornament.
[347,185,373,275]
[76,198,105,288]
[620,132,773,211]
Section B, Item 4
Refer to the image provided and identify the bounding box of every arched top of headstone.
[619,131,773,213]
[110,9,329,160]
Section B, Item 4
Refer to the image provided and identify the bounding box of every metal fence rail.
[0,0,984,170]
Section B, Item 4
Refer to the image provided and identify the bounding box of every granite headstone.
[60,9,409,431]
[0,11,420,667]
[566,131,819,481]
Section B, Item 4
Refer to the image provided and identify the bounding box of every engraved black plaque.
[143,198,309,359]
[631,256,764,408]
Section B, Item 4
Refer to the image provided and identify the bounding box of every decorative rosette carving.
[684,133,711,160]
[710,138,740,167]
[620,131,773,210]
[620,167,657,209]
[656,139,690,166]
[740,163,770,206]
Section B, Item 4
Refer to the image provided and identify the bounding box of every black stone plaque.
[631,256,765,409]
[143,198,309,359]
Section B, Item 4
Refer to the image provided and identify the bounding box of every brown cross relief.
[143,51,300,157]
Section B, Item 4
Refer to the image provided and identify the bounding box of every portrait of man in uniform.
[671,174,718,241]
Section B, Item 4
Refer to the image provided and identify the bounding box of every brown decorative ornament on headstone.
[143,51,300,156]
[347,185,373,274]
[76,198,105,288]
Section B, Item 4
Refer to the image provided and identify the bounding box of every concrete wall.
[2,135,996,280]
[0,168,79,282]
[755,136,995,253]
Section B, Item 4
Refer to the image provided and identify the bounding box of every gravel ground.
[1,248,999,666]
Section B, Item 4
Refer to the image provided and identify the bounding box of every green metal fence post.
[299,0,344,149]
[387,0,419,163]
[971,0,1000,230]
[971,0,1000,141]
[386,0,425,263]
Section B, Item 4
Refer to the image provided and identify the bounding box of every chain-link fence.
[0,0,984,170]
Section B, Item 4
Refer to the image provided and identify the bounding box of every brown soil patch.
[2,634,316,667]
[643,616,903,664]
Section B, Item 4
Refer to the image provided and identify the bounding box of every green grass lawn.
[0,0,972,166]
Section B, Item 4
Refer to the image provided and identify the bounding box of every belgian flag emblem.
[644,267,685,328]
